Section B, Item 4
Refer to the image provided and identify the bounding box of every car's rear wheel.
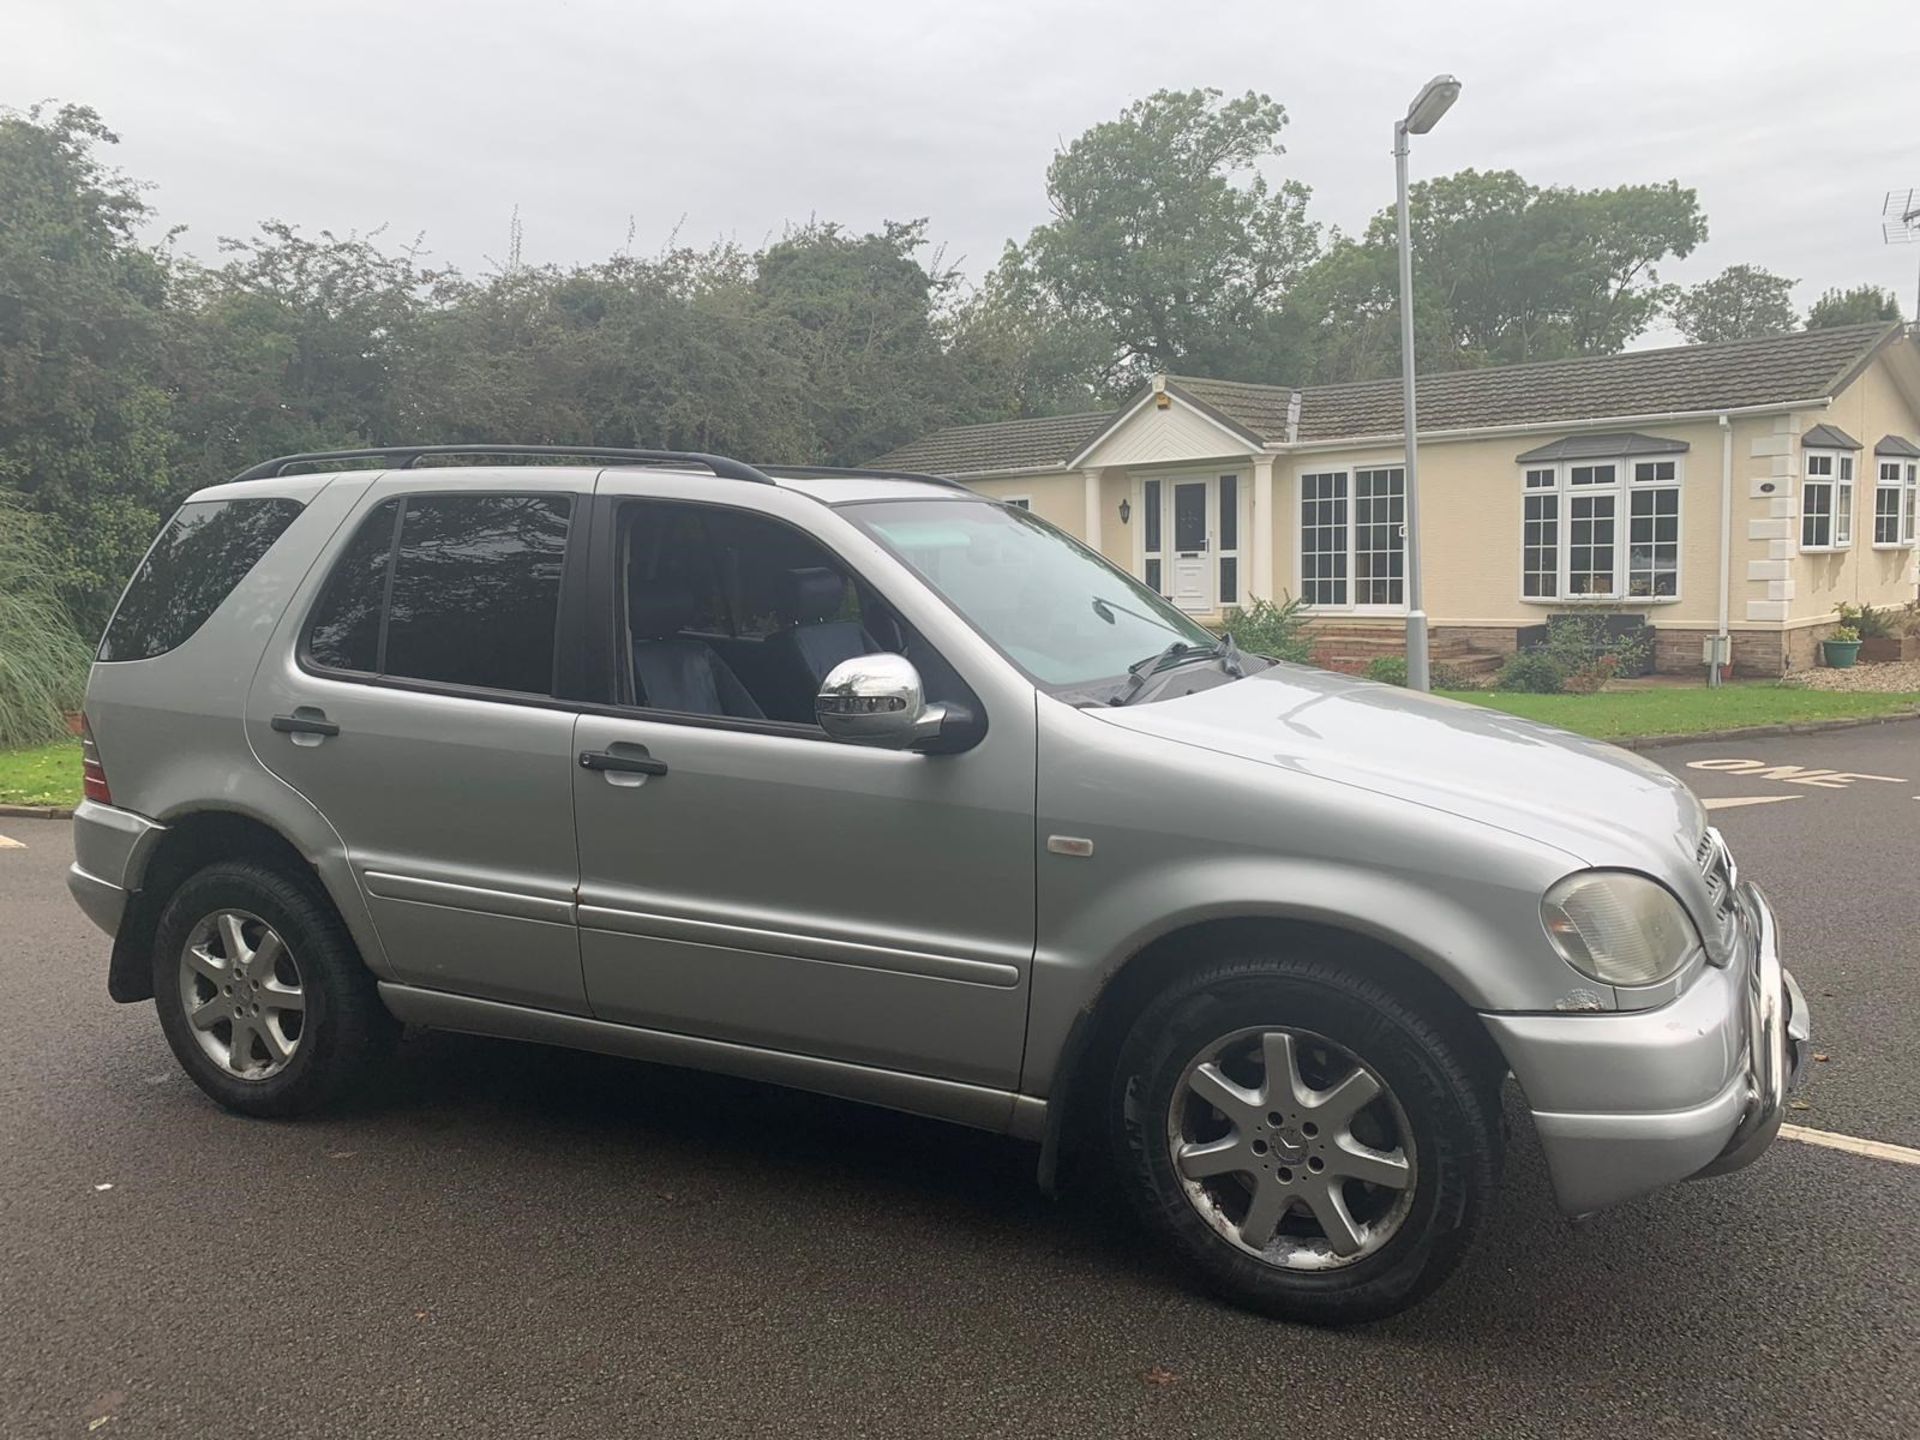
[1110,954,1500,1324]
[152,861,394,1117]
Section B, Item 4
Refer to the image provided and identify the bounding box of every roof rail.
[225,444,777,484]
[758,463,970,492]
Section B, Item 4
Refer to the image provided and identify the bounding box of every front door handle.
[271,713,340,738]
[579,749,668,776]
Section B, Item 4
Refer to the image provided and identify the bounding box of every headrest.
[783,566,846,625]
[630,584,697,641]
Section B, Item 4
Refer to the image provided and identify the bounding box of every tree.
[1671,264,1798,343]
[0,104,179,629]
[750,220,970,464]
[168,221,432,479]
[992,88,1321,394]
[1294,170,1707,381]
[1804,284,1903,329]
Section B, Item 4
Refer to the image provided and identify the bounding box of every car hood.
[1086,663,1704,869]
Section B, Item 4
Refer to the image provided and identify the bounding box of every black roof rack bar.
[759,463,970,492]
[225,445,778,485]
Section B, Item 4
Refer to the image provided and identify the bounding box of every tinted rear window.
[304,493,572,695]
[99,497,305,662]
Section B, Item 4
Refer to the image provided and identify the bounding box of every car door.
[570,479,1037,1090]
[246,472,592,1012]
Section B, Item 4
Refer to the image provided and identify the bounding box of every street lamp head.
[1404,75,1461,135]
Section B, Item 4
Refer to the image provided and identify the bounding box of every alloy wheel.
[1166,1026,1416,1270]
[178,909,306,1081]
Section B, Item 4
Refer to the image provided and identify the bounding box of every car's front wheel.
[152,861,394,1117]
[1110,954,1501,1324]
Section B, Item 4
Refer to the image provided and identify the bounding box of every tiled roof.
[1291,324,1895,442]
[869,410,1114,475]
[1801,423,1861,449]
[869,323,1899,475]
[1877,434,1920,457]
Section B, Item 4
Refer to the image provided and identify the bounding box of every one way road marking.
[1702,795,1804,811]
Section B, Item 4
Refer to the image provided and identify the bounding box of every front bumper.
[1483,880,1809,1215]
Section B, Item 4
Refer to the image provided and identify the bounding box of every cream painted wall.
[965,472,1080,533]
[1788,352,1920,622]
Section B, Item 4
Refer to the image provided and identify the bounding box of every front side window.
[1802,451,1852,550]
[1520,456,1678,601]
[99,497,305,662]
[847,498,1213,689]
[305,493,572,695]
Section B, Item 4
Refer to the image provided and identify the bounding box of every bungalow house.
[872,321,1920,675]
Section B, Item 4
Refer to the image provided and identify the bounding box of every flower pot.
[1822,639,1863,669]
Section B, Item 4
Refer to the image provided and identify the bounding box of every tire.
[1109,954,1501,1325]
[152,860,395,1117]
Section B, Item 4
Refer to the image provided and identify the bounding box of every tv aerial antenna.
[1885,189,1920,321]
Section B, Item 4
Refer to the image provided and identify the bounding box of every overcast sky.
[9,0,1918,347]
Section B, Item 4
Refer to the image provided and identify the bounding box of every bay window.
[1519,453,1680,601]
[1874,456,1918,548]
[1802,450,1853,550]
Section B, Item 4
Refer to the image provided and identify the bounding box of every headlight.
[1541,871,1701,988]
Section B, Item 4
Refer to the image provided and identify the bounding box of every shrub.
[1833,602,1893,639]
[1828,626,1860,644]
[1541,612,1649,678]
[1561,654,1622,694]
[1364,655,1408,686]
[1220,593,1313,664]
[0,498,93,747]
[1429,661,1477,690]
[1497,651,1565,694]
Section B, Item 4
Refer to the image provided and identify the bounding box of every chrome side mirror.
[816,653,951,750]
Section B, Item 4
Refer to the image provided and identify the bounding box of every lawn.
[1437,684,1920,740]
[0,739,82,808]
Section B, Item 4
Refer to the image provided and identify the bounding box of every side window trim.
[298,486,586,703]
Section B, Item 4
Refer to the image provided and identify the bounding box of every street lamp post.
[1394,74,1460,692]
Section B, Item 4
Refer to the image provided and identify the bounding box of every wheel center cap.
[1272,1128,1307,1160]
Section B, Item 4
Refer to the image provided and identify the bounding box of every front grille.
[1696,826,1740,956]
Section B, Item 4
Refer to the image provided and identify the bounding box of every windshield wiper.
[1110,632,1244,706]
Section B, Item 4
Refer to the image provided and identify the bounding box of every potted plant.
[1822,625,1863,668]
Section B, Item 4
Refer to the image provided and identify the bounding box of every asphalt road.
[3,721,1918,1438]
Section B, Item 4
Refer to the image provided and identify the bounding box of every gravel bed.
[1786,659,1920,692]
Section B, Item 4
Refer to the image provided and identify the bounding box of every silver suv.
[69,445,1808,1323]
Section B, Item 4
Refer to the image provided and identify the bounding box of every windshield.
[845,498,1216,688]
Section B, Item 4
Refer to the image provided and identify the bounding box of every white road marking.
[1702,795,1804,811]
[0,834,23,850]
[1780,1124,1920,1168]
[1685,758,1907,789]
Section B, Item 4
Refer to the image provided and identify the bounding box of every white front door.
[1168,480,1213,612]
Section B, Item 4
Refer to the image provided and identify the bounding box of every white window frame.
[1517,455,1684,604]
[1002,495,1032,511]
[1294,460,1407,613]
[1801,449,1854,552]
[1873,459,1918,549]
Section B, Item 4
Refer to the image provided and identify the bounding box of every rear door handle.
[579,749,668,776]
[271,713,340,737]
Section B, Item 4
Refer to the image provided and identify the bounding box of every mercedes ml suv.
[69,445,1808,1324]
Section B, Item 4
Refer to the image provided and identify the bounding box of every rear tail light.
[80,716,111,805]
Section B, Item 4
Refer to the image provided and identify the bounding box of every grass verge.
[1437,684,1920,740]
[0,739,82,808]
